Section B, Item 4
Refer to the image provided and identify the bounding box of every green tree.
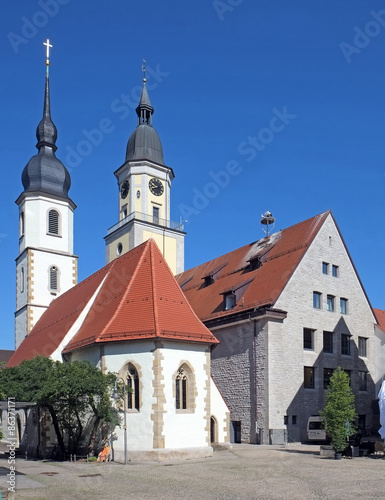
[320,366,357,454]
[0,356,118,458]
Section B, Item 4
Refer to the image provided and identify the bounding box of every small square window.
[313,292,321,309]
[303,328,314,350]
[323,368,334,389]
[322,262,329,275]
[327,295,335,312]
[332,265,339,277]
[323,331,333,353]
[340,298,348,314]
[358,337,367,357]
[359,371,367,391]
[341,334,351,355]
[304,366,315,389]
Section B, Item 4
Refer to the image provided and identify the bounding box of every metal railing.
[106,211,184,235]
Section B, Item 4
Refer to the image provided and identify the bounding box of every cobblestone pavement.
[1,444,385,500]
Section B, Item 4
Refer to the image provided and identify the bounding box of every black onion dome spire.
[21,57,71,200]
[125,75,165,166]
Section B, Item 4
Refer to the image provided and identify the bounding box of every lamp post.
[113,377,127,465]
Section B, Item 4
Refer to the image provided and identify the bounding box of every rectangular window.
[153,206,159,224]
[284,415,288,425]
[340,298,348,314]
[359,371,367,391]
[224,293,236,310]
[313,292,321,309]
[303,328,314,350]
[323,368,334,389]
[304,366,315,389]
[322,262,329,275]
[332,265,339,277]
[327,295,335,312]
[292,415,297,425]
[341,334,351,355]
[323,331,333,353]
[358,337,367,357]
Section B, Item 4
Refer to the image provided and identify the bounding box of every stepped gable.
[63,239,217,353]
[176,211,330,322]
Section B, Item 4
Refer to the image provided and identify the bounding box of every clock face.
[149,178,164,196]
[120,180,129,199]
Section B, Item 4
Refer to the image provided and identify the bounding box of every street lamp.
[113,377,127,465]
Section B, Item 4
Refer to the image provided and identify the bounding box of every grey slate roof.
[125,80,165,166]
[21,72,72,200]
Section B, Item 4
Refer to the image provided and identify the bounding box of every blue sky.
[1,0,385,349]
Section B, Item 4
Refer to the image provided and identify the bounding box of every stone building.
[177,211,381,443]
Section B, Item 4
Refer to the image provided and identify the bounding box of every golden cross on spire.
[44,38,53,67]
[142,59,146,82]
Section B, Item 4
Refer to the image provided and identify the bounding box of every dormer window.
[224,292,236,310]
[203,275,214,287]
[201,263,227,288]
[248,256,262,271]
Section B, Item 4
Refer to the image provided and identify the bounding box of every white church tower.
[104,67,185,274]
[15,41,77,348]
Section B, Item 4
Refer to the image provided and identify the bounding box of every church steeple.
[20,39,72,201]
[15,40,78,349]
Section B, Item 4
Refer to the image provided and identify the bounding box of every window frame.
[332,265,339,277]
[358,371,368,392]
[323,367,334,389]
[126,364,140,411]
[322,262,329,275]
[341,333,351,356]
[323,331,333,353]
[340,298,348,315]
[304,366,315,389]
[47,209,61,236]
[49,265,59,292]
[303,328,314,350]
[327,295,335,312]
[152,206,160,225]
[313,291,322,309]
[358,337,367,357]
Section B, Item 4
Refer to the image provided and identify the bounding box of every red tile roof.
[374,308,385,333]
[8,239,217,366]
[176,211,330,322]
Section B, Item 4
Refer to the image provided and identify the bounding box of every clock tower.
[104,75,185,274]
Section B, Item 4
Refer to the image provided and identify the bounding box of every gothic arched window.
[127,364,140,411]
[176,366,188,410]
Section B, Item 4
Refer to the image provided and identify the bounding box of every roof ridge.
[149,240,160,336]
[98,241,150,337]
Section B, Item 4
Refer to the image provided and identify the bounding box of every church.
[5,41,385,457]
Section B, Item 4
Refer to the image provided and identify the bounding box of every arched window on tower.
[126,363,140,411]
[48,209,60,236]
[49,266,59,291]
[20,211,25,237]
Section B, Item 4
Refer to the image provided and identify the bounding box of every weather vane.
[142,58,146,82]
[43,38,52,73]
